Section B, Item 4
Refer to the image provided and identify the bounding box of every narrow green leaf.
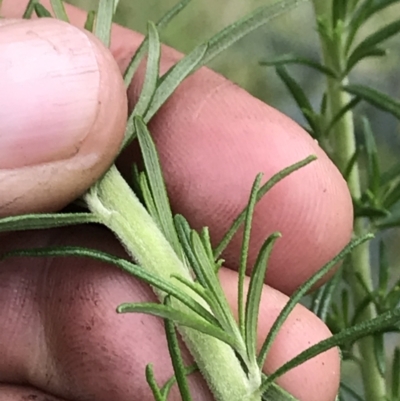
[260,55,337,78]
[261,373,299,401]
[363,0,400,18]
[341,288,350,327]
[113,0,120,13]
[332,0,348,27]
[348,20,400,71]
[145,365,164,401]
[214,155,317,259]
[164,297,194,401]
[122,22,162,148]
[310,268,343,321]
[161,364,198,400]
[346,0,399,53]
[382,182,400,210]
[94,0,114,47]
[345,46,386,74]
[199,227,215,266]
[135,117,182,257]
[340,382,365,401]
[34,3,52,17]
[174,214,208,287]
[343,84,400,120]
[144,43,208,122]
[373,333,386,377]
[22,0,37,18]
[376,210,400,229]
[246,233,280,364]
[239,173,263,338]
[325,97,361,136]
[1,246,218,325]
[130,23,160,118]
[50,0,69,22]
[261,306,400,391]
[123,36,149,88]
[386,283,400,310]
[353,201,389,219]
[84,10,96,32]
[123,0,193,88]
[198,0,307,68]
[190,230,239,335]
[392,347,400,399]
[276,66,318,133]
[257,235,373,368]
[362,116,380,198]
[320,92,327,114]
[381,161,400,187]
[351,291,377,326]
[378,240,389,296]
[118,302,240,349]
[342,148,361,182]
[157,0,192,30]
[171,274,218,320]
[0,213,99,233]
[139,172,160,225]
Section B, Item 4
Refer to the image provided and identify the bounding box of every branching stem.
[84,165,261,401]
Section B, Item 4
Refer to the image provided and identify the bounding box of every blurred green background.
[68,0,400,173]
[68,0,400,396]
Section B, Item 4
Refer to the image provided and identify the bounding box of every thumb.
[0,18,127,217]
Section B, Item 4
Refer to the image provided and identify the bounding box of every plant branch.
[311,1,387,400]
[84,165,261,401]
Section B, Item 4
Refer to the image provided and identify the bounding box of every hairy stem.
[84,165,266,401]
[312,1,386,400]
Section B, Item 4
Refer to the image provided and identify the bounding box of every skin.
[0,1,353,400]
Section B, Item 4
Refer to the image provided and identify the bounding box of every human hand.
[0,1,353,400]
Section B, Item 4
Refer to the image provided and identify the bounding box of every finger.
[0,384,68,401]
[0,227,212,401]
[1,2,353,294]
[0,17,127,216]
[0,226,338,401]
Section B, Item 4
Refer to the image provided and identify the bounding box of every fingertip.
[0,19,127,216]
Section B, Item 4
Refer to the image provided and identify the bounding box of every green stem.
[312,1,386,400]
[84,165,259,401]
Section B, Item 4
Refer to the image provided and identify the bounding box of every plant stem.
[84,165,260,401]
[311,1,387,400]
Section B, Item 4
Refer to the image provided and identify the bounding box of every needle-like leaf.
[215,155,316,259]
[118,302,240,350]
[0,213,99,233]
[135,117,182,256]
[50,0,68,22]
[1,246,217,326]
[261,306,400,392]
[239,174,263,338]
[258,234,373,368]
[164,296,194,401]
[245,233,280,363]
[146,365,165,401]
[95,0,115,47]
[22,0,37,18]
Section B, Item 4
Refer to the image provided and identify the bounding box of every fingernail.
[0,19,101,169]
